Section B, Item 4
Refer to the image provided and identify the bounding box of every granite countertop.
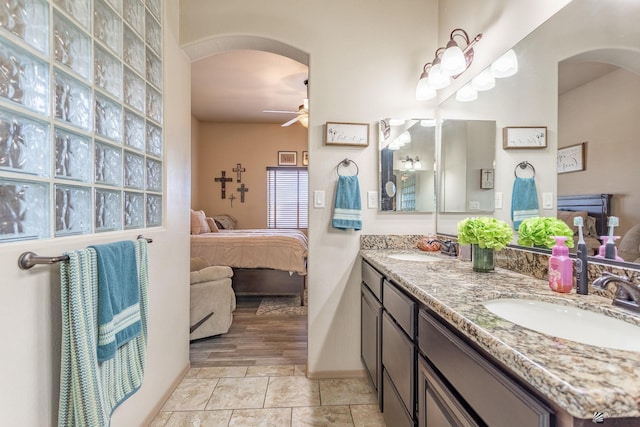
[360,249,640,421]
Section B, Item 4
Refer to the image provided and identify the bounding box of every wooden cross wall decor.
[237,183,249,203]
[214,171,233,199]
[228,194,236,207]
[232,163,246,182]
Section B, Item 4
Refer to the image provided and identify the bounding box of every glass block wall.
[0,0,163,242]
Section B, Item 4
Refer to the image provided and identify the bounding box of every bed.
[557,193,613,255]
[190,211,308,305]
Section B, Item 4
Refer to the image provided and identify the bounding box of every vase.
[472,244,495,272]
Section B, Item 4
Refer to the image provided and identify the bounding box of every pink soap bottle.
[548,236,573,293]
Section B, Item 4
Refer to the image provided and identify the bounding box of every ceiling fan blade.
[263,109,297,114]
[282,116,300,127]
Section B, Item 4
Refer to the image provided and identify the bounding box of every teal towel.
[511,177,539,229]
[90,241,141,362]
[332,175,362,230]
[58,239,149,427]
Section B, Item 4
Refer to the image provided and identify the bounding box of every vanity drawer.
[383,279,416,338]
[419,311,552,427]
[382,311,415,417]
[362,260,383,301]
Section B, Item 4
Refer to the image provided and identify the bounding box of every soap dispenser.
[548,236,573,293]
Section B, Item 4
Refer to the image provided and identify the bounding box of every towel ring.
[336,158,359,176]
[514,161,535,178]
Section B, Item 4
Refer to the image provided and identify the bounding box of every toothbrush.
[573,217,588,294]
[604,216,618,260]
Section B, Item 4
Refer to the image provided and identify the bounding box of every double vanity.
[360,245,640,427]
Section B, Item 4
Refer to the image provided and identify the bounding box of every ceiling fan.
[263,98,309,127]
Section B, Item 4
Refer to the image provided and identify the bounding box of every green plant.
[457,217,514,250]
[517,217,574,249]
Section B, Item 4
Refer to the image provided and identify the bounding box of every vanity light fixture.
[455,83,478,102]
[416,64,437,100]
[491,49,518,78]
[471,68,496,91]
[402,156,421,170]
[427,48,451,90]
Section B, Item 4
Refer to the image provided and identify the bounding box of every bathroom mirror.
[439,119,496,213]
[379,119,436,212]
[436,0,640,267]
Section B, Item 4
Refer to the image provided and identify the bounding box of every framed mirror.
[435,0,640,268]
[379,119,436,212]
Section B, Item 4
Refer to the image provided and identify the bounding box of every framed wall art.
[325,122,369,146]
[302,151,309,166]
[557,142,586,174]
[503,126,547,149]
[278,151,297,166]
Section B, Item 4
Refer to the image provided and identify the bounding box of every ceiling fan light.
[491,49,518,78]
[299,114,309,128]
[456,83,478,102]
[471,68,495,91]
[427,63,450,90]
[441,41,467,76]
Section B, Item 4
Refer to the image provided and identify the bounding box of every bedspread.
[190,229,308,275]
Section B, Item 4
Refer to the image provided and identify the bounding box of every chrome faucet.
[592,272,640,314]
[427,239,458,257]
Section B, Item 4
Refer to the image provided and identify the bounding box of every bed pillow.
[206,217,220,232]
[213,214,238,230]
[557,210,588,235]
[190,209,211,234]
[585,215,599,238]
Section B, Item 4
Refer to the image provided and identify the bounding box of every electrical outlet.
[494,192,503,209]
[313,190,325,208]
[468,201,480,210]
[367,191,378,209]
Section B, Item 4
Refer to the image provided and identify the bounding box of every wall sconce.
[415,28,482,101]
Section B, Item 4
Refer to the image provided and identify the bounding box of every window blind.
[267,167,308,229]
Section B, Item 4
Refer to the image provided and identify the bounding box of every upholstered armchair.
[189,257,236,340]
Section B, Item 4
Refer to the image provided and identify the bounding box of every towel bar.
[336,158,359,176]
[17,235,153,270]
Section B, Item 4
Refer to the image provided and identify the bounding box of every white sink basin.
[483,298,640,352]
[387,253,439,262]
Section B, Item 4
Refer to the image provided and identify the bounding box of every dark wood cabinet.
[361,261,383,408]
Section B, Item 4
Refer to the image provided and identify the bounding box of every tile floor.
[149,365,386,427]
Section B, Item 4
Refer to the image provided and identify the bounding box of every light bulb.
[491,49,518,78]
[471,68,495,91]
[427,63,450,90]
[414,157,422,169]
[441,41,466,76]
[416,76,436,100]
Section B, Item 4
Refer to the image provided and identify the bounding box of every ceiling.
[190,50,309,124]
[558,61,619,95]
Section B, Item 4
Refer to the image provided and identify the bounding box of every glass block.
[54,11,91,80]
[105,0,122,14]
[55,184,91,236]
[53,0,90,30]
[54,70,91,131]
[124,110,144,151]
[145,193,161,227]
[0,39,49,115]
[145,10,161,56]
[54,127,91,182]
[95,188,121,232]
[124,67,145,113]
[94,94,122,142]
[0,178,49,241]
[0,0,49,54]
[0,107,50,176]
[124,150,144,189]
[145,157,161,191]
[124,0,144,37]
[123,27,145,76]
[94,141,122,186]
[146,48,161,89]
[145,121,162,157]
[146,0,161,22]
[124,191,144,228]
[94,0,122,57]
[94,44,122,99]
[145,84,162,123]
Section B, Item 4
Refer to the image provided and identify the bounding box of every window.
[267,167,308,229]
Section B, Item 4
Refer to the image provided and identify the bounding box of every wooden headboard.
[557,194,613,236]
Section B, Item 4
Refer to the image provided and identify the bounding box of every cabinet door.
[382,311,415,417]
[418,355,483,427]
[361,283,382,408]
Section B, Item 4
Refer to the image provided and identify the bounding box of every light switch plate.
[313,190,325,208]
[468,200,480,210]
[494,192,503,209]
[542,192,553,209]
[367,191,378,209]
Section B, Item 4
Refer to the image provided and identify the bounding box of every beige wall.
[180,0,569,377]
[193,121,308,229]
[559,68,640,237]
[0,1,192,425]
[191,116,201,209]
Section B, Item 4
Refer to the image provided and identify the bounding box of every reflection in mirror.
[435,0,640,268]
[439,119,496,213]
[379,119,435,212]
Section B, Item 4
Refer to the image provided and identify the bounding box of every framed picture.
[557,142,586,174]
[503,126,547,149]
[278,151,297,166]
[480,168,494,189]
[325,122,369,146]
[302,151,309,166]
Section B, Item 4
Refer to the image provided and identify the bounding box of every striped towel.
[511,177,540,229]
[332,175,362,230]
[58,239,149,427]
